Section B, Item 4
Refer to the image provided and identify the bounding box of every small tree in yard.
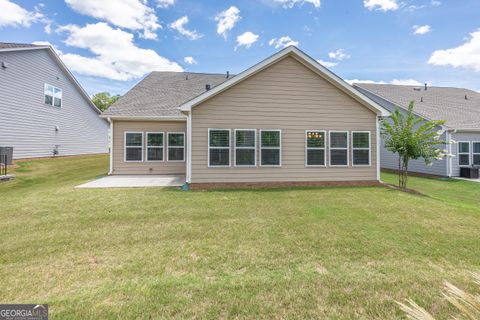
[381,102,446,189]
[92,92,120,111]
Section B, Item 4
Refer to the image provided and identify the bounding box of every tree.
[381,102,446,189]
[92,92,120,111]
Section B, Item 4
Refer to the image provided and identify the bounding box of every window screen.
[306,131,325,166]
[352,132,370,165]
[330,131,348,166]
[209,129,230,166]
[167,133,185,161]
[125,132,143,162]
[235,130,256,166]
[260,130,281,166]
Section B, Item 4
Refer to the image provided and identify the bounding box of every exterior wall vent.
[205,84,211,91]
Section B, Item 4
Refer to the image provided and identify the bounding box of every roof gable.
[179,46,390,117]
[0,43,102,115]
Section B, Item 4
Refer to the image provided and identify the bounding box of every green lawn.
[1,155,479,319]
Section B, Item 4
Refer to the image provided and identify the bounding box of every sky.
[0,0,479,96]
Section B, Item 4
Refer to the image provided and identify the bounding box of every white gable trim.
[0,45,103,115]
[179,46,390,117]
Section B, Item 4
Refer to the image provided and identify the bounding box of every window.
[167,132,185,161]
[329,131,349,166]
[235,129,256,166]
[146,132,164,161]
[124,132,143,162]
[352,131,371,166]
[306,130,326,166]
[473,142,480,166]
[44,84,62,107]
[260,130,281,166]
[209,129,230,167]
[458,142,470,166]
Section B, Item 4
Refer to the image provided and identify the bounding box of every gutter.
[99,115,187,121]
[107,118,113,175]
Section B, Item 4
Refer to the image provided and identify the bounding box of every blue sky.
[1,0,479,95]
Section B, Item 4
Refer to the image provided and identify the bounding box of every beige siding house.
[102,46,390,187]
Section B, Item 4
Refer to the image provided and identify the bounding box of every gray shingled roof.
[103,72,231,117]
[0,42,43,49]
[355,83,480,129]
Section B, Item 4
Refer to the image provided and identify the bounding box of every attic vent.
[421,97,424,103]
[465,95,468,100]
[226,71,230,78]
[1,61,7,68]
[205,84,211,91]
[186,74,189,80]
[413,87,421,91]
[424,83,428,91]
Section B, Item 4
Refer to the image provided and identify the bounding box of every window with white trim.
[352,131,371,166]
[235,129,256,166]
[458,142,470,166]
[125,132,143,162]
[306,131,325,166]
[260,130,281,166]
[146,132,164,161]
[44,83,62,107]
[473,142,480,166]
[167,132,185,161]
[329,131,349,166]
[209,129,230,167]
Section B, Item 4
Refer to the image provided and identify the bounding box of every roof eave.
[100,115,187,121]
[179,46,390,117]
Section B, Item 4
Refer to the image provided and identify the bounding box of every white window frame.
[234,129,256,167]
[329,130,349,167]
[44,83,62,108]
[305,130,326,167]
[146,132,164,162]
[351,131,371,166]
[458,141,471,167]
[167,132,185,162]
[124,131,144,162]
[472,141,480,166]
[259,129,282,167]
[208,128,231,168]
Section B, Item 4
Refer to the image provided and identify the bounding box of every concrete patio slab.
[76,175,185,188]
[453,177,480,183]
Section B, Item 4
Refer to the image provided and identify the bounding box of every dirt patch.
[189,180,382,190]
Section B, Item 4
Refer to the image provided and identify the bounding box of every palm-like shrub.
[381,102,446,189]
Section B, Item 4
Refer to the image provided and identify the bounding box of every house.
[0,42,109,159]
[355,83,480,177]
[102,46,390,187]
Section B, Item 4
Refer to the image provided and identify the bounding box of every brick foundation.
[189,180,382,190]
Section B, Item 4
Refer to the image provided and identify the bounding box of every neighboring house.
[0,42,109,159]
[102,46,390,187]
[355,83,480,177]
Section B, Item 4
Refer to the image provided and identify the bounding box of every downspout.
[107,118,113,175]
[186,111,192,184]
[376,115,381,181]
[447,129,457,178]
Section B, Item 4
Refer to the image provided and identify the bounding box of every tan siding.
[112,120,186,175]
[191,56,377,183]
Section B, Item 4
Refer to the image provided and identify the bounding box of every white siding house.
[0,43,108,159]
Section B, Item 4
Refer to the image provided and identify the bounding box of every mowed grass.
[0,155,479,319]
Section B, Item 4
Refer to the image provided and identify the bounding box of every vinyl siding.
[451,131,480,177]
[190,56,378,183]
[0,49,108,159]
[112,120,186,175]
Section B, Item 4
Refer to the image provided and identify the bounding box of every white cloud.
[363,0,399,12]
[31,40,62,53]
[428,29,480,72]
[169,16,203,40]
[413,25,431,35]
[431,0,441,6]
[390,79,423,86]
[346,78,423,86]
[268,36,299,49]
[183,56,197,65]
[215,6,241,39]
[0,0,43,27]
[328,49,350,61]
[235,31,259,49]
[64,0,160,40]
[57,22,182,81]
[271,0,321,8]
[156,0,175,8]
[316,59,338,68]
